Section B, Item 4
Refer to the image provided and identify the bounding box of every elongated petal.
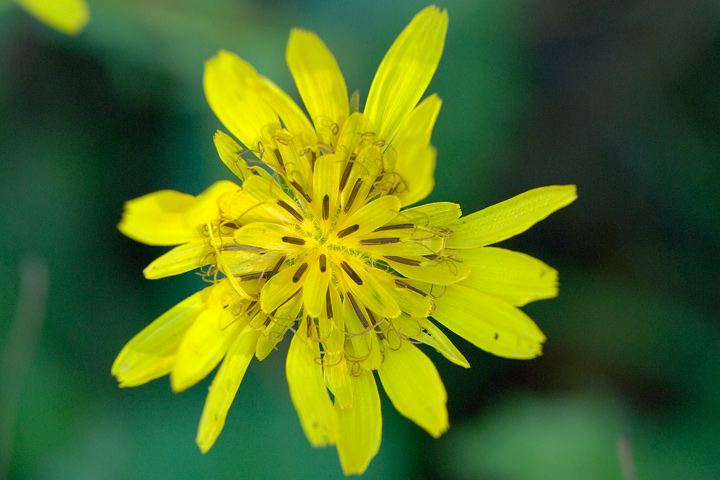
[15,0,89,35]
[365,6,448,143]
[170,307,241,393]
[393,314,469,368]
[287,334,339,447]
[111,288,210,387]
[447,185,577,248]
[260,261,306,313]
[378,341,448,437]
[196,327,261,453]
[432,284,546,359]
[392,138,436,207]
[302,251,331,318]
[287,30,348,144]
[204,50,281,150]
[118,190,196,246]
[459,247,558,306]
[339,258,401,319]
[336,369,382,475]
[335,195,401,242]
[394,94,442,144]
[143,240,212,280]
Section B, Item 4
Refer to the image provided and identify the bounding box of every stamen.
[374,223,414,232]
[233,245,265,253]
[290,181,312,203]
[340,261,362,285]
[344,178,363,213]
[268,255,287,278]
[292,263,308,283]
[337,224,359,238]
[277,200,304,223]
[358,237,400,245]
[273,149,285,169]
[394,279,427,297]
[366,310,386,340]
[346,292,369,328]
[322,195,330,220]
[384,256,421,266]
[281,236,306,246]
[423,254,441,261]
[240,272,264,281]
[339,155,354,191]
[319,254,327,272]
[325,289,333,319]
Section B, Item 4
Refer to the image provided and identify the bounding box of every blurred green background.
[2,0,719,478]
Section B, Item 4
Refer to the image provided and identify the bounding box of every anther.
[374,223,414,232]
[322,195,330,220]
[325,290,333,319]
[277,200,304,223]
[340,261,362,285]
[384,256,421,266]
[344,178,362,213]
[337,224,359,238]
[422,254,441,261]
[292,263,308,283]
[319,254,327,272]
[281,236,306,245]
[290,181,312,203]
[358,237,400,245]
[339,156,354,191]
[346,292,369,328]
[268,255,287,278]
[273,149,285,169]
[394,279,427,297]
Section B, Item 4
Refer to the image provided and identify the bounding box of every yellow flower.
[13,0,89,35]
[112,6,576,475]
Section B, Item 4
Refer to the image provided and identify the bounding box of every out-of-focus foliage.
[1,0,719,479]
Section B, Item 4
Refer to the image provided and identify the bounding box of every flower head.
[112,6,576,475]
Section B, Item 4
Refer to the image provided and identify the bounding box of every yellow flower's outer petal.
[336,369,382,475]
[302,252,330,318]
[393,201,461,227]
[392,138,436,207]
[432,284,546,359]
[170,306,241,393]
[393,314,469,368]
[459,247,559,306]
[118,190,196,246]
[447,185,577,249]
[111,287,210,387]
[255,76,317,147]
[287,333,339,447]
[204,50,281,150]
[15,0,89,35]
[365,6,448,143]
[260,261,306,313]
[323,353,353,409]
[378,341,448,437]
[213,130,252,180]
[118,181,238,246]
[335,195,401,242]
[394,93,442,144]
[339,258,401,319]
[384,255,470,286]
[143,240,213,280]
[286,29,348,145]
[196,327,261,453]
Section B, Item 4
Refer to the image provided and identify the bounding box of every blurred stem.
[617,433,637,480]
[0,256,50,479]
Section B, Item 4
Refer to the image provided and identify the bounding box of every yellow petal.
[186,181,240,227]
[118,190,196,246]
[286,30,348,145]
[335,195,401,242]
[365,6,448,143]
[111,287,210,387]
[394,201,462,228]
[287,333,339,447]
[260,260,306,313]
[233,222,307,252]
[384,255,470,285]
[432,283,546,359]
[302,251,331,318]
[170,306,242,393]
[392,138,436,207]
[255,76,317,147]
[336,369,382,475]
[143,240,213,280]
[323,353,353,409]
[196,327,260,453]
[447,185,578,249]
[204,50,281,150]
[255,291,303,361]
[15,0,89,35]
[378,341,448,437]
[338,258,401,319]
[213,130,252,180]
[416,317,470,368]
[394,93,442,144]
[459,247,558,306]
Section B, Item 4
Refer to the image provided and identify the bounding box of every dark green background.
[1,0,719,478]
